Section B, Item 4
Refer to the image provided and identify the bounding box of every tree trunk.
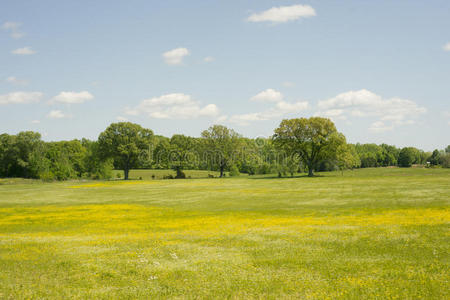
[124,168,129,180]
[308,164,314,177]
[220,164,224,177]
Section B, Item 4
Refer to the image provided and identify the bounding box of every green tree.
[398,147,416,167]
[272,117,345,177]
[201,125,241,177]
[336,143,360,173]
[98,122,153,180]
[428,149,441,166]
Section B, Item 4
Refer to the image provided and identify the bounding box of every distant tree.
[0,131,42,178]
[98,122,153,180]
[201,125,241,177]
[273,117,346,177]
[336,143,360,173]
[169,134,199,171]
[398,147,416,167]
[446,145,450,154]
[428,149,441,166]
[81,139,113,179]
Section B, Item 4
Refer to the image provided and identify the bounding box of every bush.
[229,165,240,177]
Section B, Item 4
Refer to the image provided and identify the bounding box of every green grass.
[0,168,449,299]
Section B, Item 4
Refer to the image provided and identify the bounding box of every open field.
[0,168,449,299]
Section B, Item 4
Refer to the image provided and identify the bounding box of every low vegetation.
[0,168,448,298]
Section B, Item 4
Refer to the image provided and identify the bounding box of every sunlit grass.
[0,168,449,299]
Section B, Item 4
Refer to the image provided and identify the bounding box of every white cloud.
[11,47,35,55]
[31,120,40,124]
[5,76,28,85]
[250,88,284,102]
[126,93,219,119]
[316,89,426,130]
[369,121,394,133]
[162,47,190,65]
[247,4,316,23]
[275,100,308,112]
[47,110,66,119]
[229,90,308,125]
[204,56,215,62]
[0,91,43,105]
[443,42,450,52]
[229,100,309,126]
[1,22,24,39]
[50,91,94,104]
[116,116,128,122]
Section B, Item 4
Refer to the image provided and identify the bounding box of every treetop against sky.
[0,0,449,151]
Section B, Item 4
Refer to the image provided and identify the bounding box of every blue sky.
[1,0,449,151]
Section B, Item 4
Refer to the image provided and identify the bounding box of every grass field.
[0,168,449,299]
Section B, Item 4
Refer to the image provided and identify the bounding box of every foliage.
[398,147,416,167]
[229,164,240,177]
[273,117,346,176]
[98,122,153,180]
[201,125,242,177]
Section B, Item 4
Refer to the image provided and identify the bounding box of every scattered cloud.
[369,121,394,133]
[11,46,36,55]
[47,110,66,119]
[0,91,43,105]
[282,81,295,88]
[204,56,215,63]
[5,76,28,85]
[247,4,316,24]
[444,42,450,52]
[126,93,219,119]
[116,116,128,122]
[1,22,24,39]
[50,91,94,104]
[228,89,308,125]
[162,47,190,65]
[250,88,284,102]
[316,89,426,131]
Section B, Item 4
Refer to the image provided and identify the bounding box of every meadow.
[0,168,449,299]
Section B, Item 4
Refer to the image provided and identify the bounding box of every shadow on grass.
[247,174,327,180]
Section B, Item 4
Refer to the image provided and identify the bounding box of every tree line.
[1,117,449,180]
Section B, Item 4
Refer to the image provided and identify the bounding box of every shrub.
[229,165,240,177]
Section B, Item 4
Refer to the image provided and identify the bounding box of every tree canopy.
[98,122,153,180]
[273,117,346,176]
[201,125,242,177]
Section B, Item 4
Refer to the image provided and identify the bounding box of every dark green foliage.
[98,122,153,180]
[398,147,416,167]
[428,149,441,166]
[201,125,242,177]
[0,123,447,180]
[273,117,346,176]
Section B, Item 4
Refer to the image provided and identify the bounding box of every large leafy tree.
[201,125,241,177]
[273,117,345,177]
[98,122,153,180]
[398,147,417,167]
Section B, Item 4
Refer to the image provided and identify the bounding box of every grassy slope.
[0,168,449,299]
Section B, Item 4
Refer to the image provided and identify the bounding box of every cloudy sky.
[1,0,449,150]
